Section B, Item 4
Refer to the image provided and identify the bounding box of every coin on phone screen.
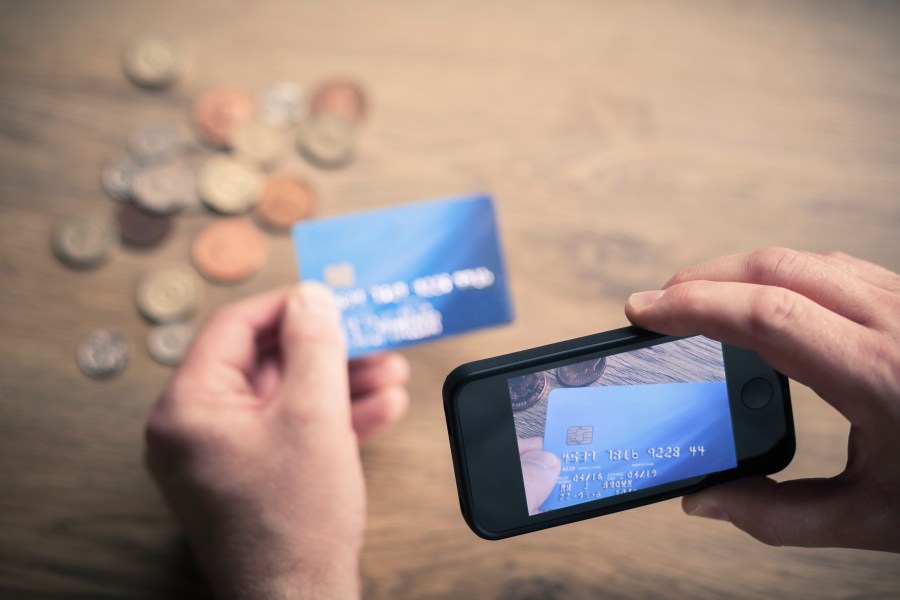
[557,356,607,387]
[509,371,547,412]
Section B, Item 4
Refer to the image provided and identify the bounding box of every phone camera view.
[510,336,738,515]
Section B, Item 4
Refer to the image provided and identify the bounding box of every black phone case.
[443,326,795,540]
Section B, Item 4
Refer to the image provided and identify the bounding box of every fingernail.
[293,282,339,322]
[685,501,729,522]
[628,290,664,310]
[520,450,560,471]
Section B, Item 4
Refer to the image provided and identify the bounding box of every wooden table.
[2,1,899,597]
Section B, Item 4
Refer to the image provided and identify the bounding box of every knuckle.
[666,280,707,309]
[748,287,802,338]
[748,247,806,284]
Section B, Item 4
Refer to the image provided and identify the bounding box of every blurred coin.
[136,265,200,323]
[76,329,129,378]
[310,79,367,124]
[255,175,315,231]
[100,156,140,202]
[51,214,120,269]
[116,203,172,248]
[191,218,267,283]
[297,115,355,169]
[122,35,180,89]
[232,120,287,170]
[193,87,257,148]
[557,357,607,387]
[509,372,547,412]
[146,322,194,366]
[198,156,264,214]
[132,161,196,214]
[259,81,307,127]
[127,122,183,164]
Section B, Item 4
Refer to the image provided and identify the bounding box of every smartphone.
[443,326,794,540]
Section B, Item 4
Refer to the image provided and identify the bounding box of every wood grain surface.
[2,1,899,598]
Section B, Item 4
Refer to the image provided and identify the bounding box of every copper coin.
[192,87,257,148]
[509,372,547,412]
[310,79,367,124]
[116,203,172,248]
[191,218,267,283]
[255,176,315,231]
[557,357,607,387]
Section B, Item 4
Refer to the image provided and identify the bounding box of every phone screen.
[509,336,738,515]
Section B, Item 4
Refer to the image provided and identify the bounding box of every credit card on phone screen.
[539,381,737,512]
[291,194,514,358]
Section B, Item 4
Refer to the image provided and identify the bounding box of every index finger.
[180,287,292,384]
[626,280,879,423]
[664,248,897,330]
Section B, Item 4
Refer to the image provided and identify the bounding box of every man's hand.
[145,283,410,598]
[626,248,900,553]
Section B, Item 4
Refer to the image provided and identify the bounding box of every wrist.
[214,550,360,600]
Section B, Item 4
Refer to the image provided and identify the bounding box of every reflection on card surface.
[292,194,513,358]
[539,382,737,513]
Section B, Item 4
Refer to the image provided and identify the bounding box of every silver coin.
[197,156,265,214]
[259,81,307,128]
[297,114,355,169]
[127,122,184,164]
[135,265,200,323]
[76,329,130,378]
[132,161,196,215]
[51,214,120,269]
[122,35,181,89]
[146,322,194,366]
[232,120,287,170]
[100,156,141,202]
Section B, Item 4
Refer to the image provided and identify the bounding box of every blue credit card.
[538,382,737,512]
[291,194,514,358]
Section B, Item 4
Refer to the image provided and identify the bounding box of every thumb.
[278,282,349,418]
[520,450,561,514]
[682,476,859,549]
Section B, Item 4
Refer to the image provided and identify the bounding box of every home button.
[741,378,773,409]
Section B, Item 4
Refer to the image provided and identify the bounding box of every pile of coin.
[63,34,370,378]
